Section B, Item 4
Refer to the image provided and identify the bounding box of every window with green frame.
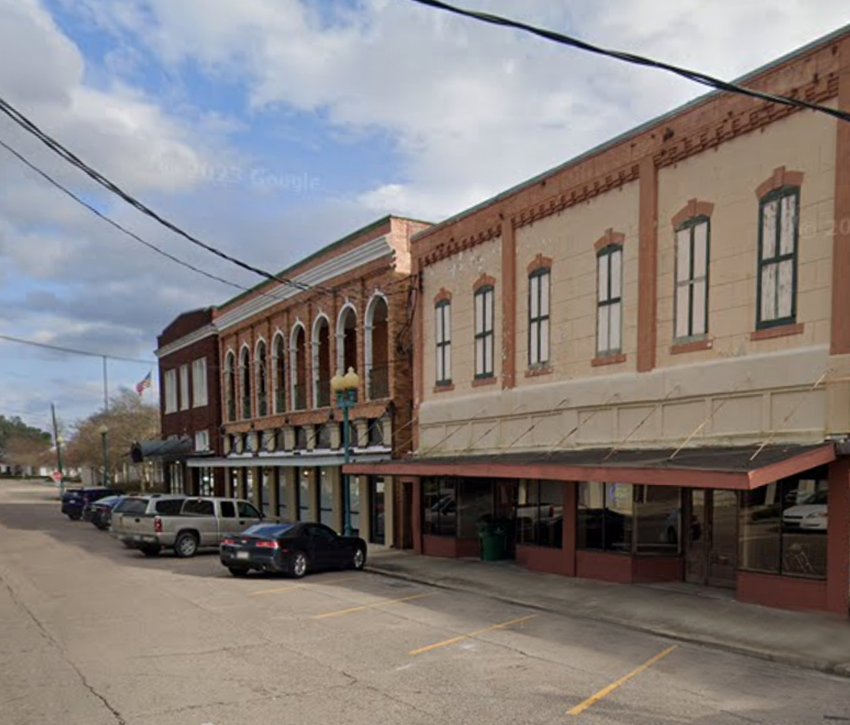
[474,285,495,378]
[435,300,452,385]
[674,217,709,340]
[528,268,550,367]
[757,187,799,329]
[596,245,623,356]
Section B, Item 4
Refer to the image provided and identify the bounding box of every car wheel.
[350,547,366,571]
[94,521,109,531]
[174,532,199,559]
[121,541,136,550]
[68,513,81,521]
[228,567,249,577]
[291,551,308,579]
[140,545,161,557]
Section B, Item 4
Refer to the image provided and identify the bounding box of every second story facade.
[412,28,850,457]
[155,307,223,494]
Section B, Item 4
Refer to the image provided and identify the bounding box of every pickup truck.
[112,496,265,558]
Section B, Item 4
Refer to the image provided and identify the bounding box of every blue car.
[61,488,121,521]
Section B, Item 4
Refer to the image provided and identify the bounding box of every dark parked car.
[85,495,124,530]
[220,522,367,578]
[61,488,122,521]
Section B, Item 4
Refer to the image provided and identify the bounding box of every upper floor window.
[224,351,236,422]
[192,358,208,408]
[596,245,623,356]
[528,268,550,367]
[164,369,178,414]
[675,218,709,340]
[474,285,495,378]
[179,364,190,411]
[240,346,252,419]
[758,187,799,329]
[435,300,452,385]
[256,340,268,417]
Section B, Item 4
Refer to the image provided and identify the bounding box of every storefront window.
[634,485,681,554]
[298,468,311,522]
[517,480,563,548]
[458,479,493,538]
[199,467,214,497]
[423,478,457,536]
[320,469,334,528]
[350,478,361,536]
[261,468,272,516]
[370,477,386,545]
[577,482,633,553]
[277,468,288,521]
[740,472,827,580]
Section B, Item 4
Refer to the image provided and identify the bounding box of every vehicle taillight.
[153,516,163,533]
[256,540,279,549]
[221,538,235,546]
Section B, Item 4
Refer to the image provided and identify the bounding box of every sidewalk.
[366,548,850,677]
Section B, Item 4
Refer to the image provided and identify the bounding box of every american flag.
[135,371,152,396]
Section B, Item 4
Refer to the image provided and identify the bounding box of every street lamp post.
[99,424,109,488]
[331,367,359,537]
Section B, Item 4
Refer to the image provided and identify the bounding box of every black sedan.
[220,522,367,578]
[85,495,124,530]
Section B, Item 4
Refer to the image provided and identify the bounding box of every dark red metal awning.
[345,443,836,490]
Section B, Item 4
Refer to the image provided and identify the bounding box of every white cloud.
[74,0,849,220]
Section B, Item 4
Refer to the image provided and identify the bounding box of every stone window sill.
[670,338,713,355]
[472,376,498,387]
[750,322,804,341]
[591,353,627,367]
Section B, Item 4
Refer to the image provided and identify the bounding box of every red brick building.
[202,216,429,548]
[153,307,224,495]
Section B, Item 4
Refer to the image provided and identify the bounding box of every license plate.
[236,551,250,560]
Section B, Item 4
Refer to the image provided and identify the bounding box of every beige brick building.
[352,27,850,616]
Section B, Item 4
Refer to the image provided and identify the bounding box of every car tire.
[349,547,366,571]
[121,541,136,550]
[140,545,161,557]
[228,567,249,577]
[291,551,308,579]
[67,513,81,521]
[174,532,199,559]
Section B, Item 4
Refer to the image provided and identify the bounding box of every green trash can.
[477,521,506,561]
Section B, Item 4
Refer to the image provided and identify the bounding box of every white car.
[782,490,828,531]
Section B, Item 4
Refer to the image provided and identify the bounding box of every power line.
[0,133,414,312]
[0,333,153,365]
[0,137,251,296]
[0,95,337,298]
[406,0,850,125]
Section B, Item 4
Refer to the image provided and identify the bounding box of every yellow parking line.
[409,614,538,656]
[248,576,355,597]
[567,645,677,716]
[314,593,432,619]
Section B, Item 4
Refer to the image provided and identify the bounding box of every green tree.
[0,416,52,473]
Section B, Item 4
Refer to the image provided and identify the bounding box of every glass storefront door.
[370,477,386,545]
[684,489,738,588]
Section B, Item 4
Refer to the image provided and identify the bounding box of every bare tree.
[64,388,160,484]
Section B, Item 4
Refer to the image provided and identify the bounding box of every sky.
[0,0,848,435]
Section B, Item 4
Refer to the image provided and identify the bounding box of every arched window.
[224,350,236,422]
[240,346,252,419]
[337,304,358,375]
[272,333,286,414]
[256,339,268,417]
[291,323,307,410]
[312,315,332,408]
[365,294,389,399]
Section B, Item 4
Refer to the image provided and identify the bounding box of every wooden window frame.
[674,216,710,342]
[528,268,551,369]
[474,285,495,379]
[756,187,800,330]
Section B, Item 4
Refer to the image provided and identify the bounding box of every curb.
[365,563,850,679]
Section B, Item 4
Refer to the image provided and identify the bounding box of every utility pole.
[51,403,64,498]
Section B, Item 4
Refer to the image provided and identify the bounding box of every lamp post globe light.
[99,424,109,488]
[331,367,359,537]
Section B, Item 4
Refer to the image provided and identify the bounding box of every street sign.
[51,470,63,483]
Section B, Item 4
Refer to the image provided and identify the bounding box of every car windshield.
[96,496,121,507]
[114,498,148,515]
[798,490,828,505]
[242,523,296,538]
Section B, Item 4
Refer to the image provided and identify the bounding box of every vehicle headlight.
[805,511,827,519]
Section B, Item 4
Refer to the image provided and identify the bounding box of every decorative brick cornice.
[420,224,502,268]
[513,164,641,232]
[527,253,553,275]
[756,166,806,199]
[433,288,452,305]
[655,74,839,171]
[473,273,497,293]
[672,199,715,229]
[594,229,626,252]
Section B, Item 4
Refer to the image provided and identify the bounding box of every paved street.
[1,480,849,725]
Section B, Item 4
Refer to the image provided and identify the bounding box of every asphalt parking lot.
[1,480,849,725]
